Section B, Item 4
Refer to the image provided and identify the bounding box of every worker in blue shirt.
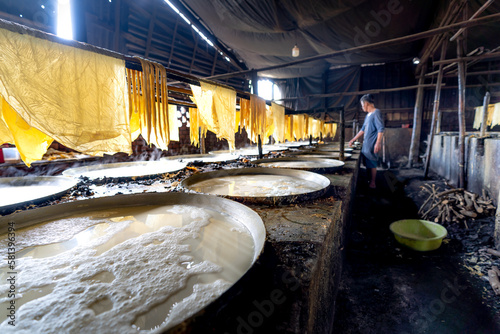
[349,94,385,189]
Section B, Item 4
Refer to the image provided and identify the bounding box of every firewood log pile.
[418,184,496,224]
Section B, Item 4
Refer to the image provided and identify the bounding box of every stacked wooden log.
[418,184,496,224]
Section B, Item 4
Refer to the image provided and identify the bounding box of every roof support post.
[480,91,491,137]
[407,65,427,167]
[424,39,448,178]
[456,37,467,188]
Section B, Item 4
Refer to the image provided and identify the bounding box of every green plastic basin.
[389,219,448,251]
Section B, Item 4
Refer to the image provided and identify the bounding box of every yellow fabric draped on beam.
[264,104,274,143]
[249,94,267,144]
[271,102,285,143]
[323,123,337,138]
[293,114,306,141]
[190,82,236,150]
[128,59,172,150]
[473,103,500,130]
[188,107,206,147]
[240,98,251,133]
[0,96,53,166]
[284,115,294,142]
[0,27,131,163]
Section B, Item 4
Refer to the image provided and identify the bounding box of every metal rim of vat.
[284,151,353,159]
[161,153,238,164]
[0,176,78,215]
[313,146,354,152]
[252,157,344,174]
[208,149,270,156]
[62,160,187,183]
[0,192,266,331]
[180,167,331,205]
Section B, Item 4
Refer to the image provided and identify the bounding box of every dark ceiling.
[0,0,499,91]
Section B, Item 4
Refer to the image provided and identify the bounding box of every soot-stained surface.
[333,168,500,334]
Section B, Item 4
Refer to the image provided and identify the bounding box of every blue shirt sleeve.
[373,109,384,133]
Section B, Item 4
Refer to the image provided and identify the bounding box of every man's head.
[360,94,375,112]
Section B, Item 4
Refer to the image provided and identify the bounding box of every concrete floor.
[333,168,500,334]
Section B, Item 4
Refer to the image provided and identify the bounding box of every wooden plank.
[145,4,157,58]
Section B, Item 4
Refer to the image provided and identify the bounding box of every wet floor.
[333,168,500,334]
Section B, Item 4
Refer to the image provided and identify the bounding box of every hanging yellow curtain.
[190,82,236,150]
[240,98,251,134]
[324,123,337,138]
[271,102,285,143]
[264,104,274,143]
[284,115,294,142]
[129,58,170,150]
[188,107,203,147]
[0,96,53,166]
[492,103,500,128]
[235,109,241,133]
[249,94,267,143]
[0,26,131,161]
[293,114,305,141]
[473,103,499,130]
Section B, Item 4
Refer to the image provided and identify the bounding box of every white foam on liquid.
[188,174,324,197]
[0,204,254,333]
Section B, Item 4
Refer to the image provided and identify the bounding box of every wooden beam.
[416,0,463,74]
[424,40,448,178]
[113,0,121,51]
[206,12,500,80]
[408,65,427,167]
[456,37,467,188]
[274,83,439,101]
[450,0,496,42]
[433,52,500,65]
[144,5,157,58]
[189,33,199,75]
[168,17,179,67]
[480,91,491,137]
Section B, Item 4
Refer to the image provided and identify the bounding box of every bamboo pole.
[424,39,448,178]
[408,65,427,167]
[433,52,500,66]
[456,37,467,188]
[480,91,491,137]
[450,0,496,42]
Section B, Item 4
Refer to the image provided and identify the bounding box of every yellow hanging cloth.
[264,104,274,143]
[473,104,497,130]
[240,98,251,134]
[0,96,53,166]
[190,82,236,150]
[0,27,131,158]
[189,107,200,147]
[284,115,294,142]
[492,103,500,128]
[293,115,305,141]
[129,59,171,150]
[250,94,267,143]
[271,102,285,143]
[235,109,241,133]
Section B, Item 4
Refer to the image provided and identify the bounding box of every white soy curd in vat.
[0,204,254,333]
[71,161,185,179]
[0,184,64,207]
[258,160,336,168]
[188,174,324,197]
